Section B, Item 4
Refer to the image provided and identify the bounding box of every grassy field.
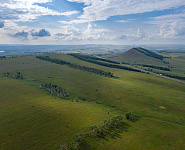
[0,54,185,149]
[0,78,120,150]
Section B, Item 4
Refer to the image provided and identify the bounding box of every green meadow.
[0,53,185,149]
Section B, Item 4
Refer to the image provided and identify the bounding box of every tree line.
[36,56,115,78]
[40,83,68,98]
[69,54,142,73]
[134,47,164,60]
[72,54,120,64]
[135,64,171,71]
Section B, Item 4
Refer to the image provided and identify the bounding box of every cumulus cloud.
[0,21,5,28]
[66,0,185,23]
[159,22,185,38]
[8,30,29,41]
[12,30,29,38]
[148,12,185,39]
[31,29,51,37]
[115,28,147,41]
[82,23,110,40]
[135,28,146,40]
[55,23,110,41]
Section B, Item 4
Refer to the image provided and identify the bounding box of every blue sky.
[0,0,185,45]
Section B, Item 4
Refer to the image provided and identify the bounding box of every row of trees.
[70,54,120,64]
[69,54,141,73]
[40,83,68,98]
[134,47,164,60]
[136,64,171,71]
[36,56,115,78]
[3,70,23,79]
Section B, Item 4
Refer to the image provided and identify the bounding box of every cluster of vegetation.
[36,56,115,78]
[90,116,124,136]
[125,111,140,122]
[60,115,127,150]
[69,53,142,73]
[136,64,171,71]
[40,83,68,98]
[3,70,23,79]
[60,134,92,150]
[0,56,6,59]
[134,47,164,60]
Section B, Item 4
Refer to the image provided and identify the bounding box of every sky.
[0,0,185,45]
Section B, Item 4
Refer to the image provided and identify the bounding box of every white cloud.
[55,23,110,41]
[82,23,110,40]
[114,28,149,42]
[59,19,89,25]
[0,0,79,22]
[148,12,185,39]
[67,0,185,22]
[159,22,185,38]
[149,13,185,25]
[116,20,131,23]
[67,0,92,6]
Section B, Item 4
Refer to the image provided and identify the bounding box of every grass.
[99,117,185,150]
[0,78,118,150]
[0,54,185,149]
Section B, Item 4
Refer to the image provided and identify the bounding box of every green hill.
[105,47,185,79]
[106,47,165,65]
[0,54,185,149]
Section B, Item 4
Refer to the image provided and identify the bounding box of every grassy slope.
[0,54,185,149]
[106,48,164,65]
[0,78,119,150]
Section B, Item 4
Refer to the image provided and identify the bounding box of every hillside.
[105,47,185,79]
[106,47,165,65]
[1,54,185,150]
